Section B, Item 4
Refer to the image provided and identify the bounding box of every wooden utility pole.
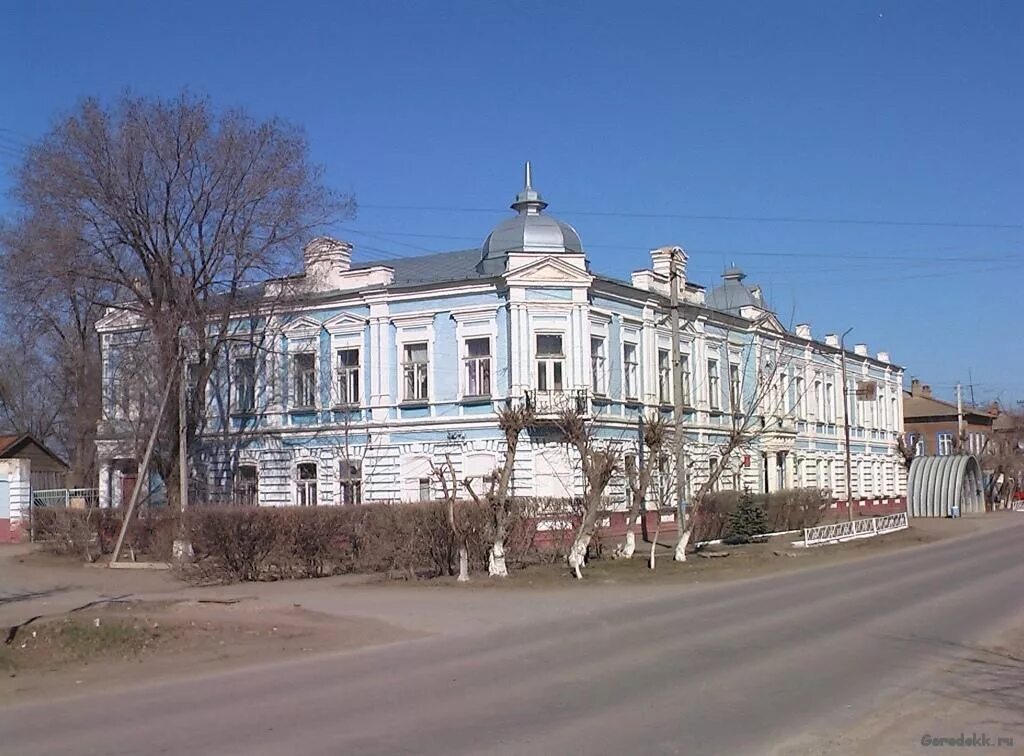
[110,369,177,564]
[670,250,687,523]
[840,328,854,522]
[956,382,965,447]
[174,340,194,561]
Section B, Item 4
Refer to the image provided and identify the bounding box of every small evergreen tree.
[723,490,768,544]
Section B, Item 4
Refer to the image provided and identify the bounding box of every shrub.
[187,508,282,581]
[33,507,178,562]
[724,491,768,545]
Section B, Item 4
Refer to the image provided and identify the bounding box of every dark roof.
[0,433,69,468]
[351,249,486,286]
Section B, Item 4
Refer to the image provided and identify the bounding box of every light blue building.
[95,166,906,510]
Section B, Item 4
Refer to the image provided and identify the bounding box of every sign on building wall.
[856,380,878,401]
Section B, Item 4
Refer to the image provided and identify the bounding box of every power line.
[360,203,1023,231]
[339,226,1020,264]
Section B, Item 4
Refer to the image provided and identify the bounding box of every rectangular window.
[591,337,607,395]
[403,342,429,402]
[623,342,639,400]
[825,381,834,423]
[813,380,823,420]
[234,357,256,412]
[708,359,721,410]
[729,363,741,413]
[335,348,360,406]
[464,337,491,397]
[293,353,316,409]
[418,477,432,501]
[795,376,806,418]
[297,462,317,507]
[339,459,362,505]
[681,354,692,406]
[536,334,564,393]
[235,464,258,506]
[708,456,720,492]
[937,432,953,456]
[657,349,671,404]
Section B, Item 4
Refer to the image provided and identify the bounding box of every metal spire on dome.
[511,161,548,215]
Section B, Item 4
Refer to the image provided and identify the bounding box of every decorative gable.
[504,255,593,287]
[321,311,368,336]
[282,315,321,341]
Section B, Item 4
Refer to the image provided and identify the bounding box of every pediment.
[756,312,789,335]
[504,255,593,286]
[321,311,368,335]
[282,315,321,339]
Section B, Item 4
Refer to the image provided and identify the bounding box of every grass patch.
[1,616,165,674]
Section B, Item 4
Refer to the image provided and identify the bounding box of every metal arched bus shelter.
[907,455,984,517]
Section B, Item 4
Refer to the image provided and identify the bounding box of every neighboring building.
[95,166,906,512]
[0,433,68,542]
[902,379,996,457]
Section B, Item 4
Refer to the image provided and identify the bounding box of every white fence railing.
[800,511,908,548]
[32,488,100,509]
[1014,501,1024,512]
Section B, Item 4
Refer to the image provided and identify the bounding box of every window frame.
[657,348,672,405]
[291,352,318,410]
[339,458,362,505]
[623,341,639,401]
[591,336,607,396]
[463,336,492,399]
[235,464,258,506]
[707,359,721,410]
[334,347,361,407]
[233,355,257,413]
[296,462,318,507]
[402,341,430,404]
[535,333,565,394]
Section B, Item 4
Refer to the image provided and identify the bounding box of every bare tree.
[673,333,800,562]
[431,454,470,582]
[555,408,620,579]
[465,405,533,577]
[0,217,109,483]
[615,414,669,559]
[896,432,918,471]
[4,92,351,508]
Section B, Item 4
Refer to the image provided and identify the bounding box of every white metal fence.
[800,511,908,547]
[32,488,101,509]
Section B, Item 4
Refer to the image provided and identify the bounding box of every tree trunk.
[567,532,591,579]
[674,525,692,562]
[488,539,508,577]
[457,544,470,582]
[616,527,637,559]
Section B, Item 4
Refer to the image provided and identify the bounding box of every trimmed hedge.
[695,488,828,543]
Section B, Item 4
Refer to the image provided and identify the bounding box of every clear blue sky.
[1,1,1021,405]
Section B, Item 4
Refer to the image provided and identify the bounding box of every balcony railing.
[523,388,589,417]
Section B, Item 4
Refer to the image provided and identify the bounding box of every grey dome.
[479,163,583,275]
[705,266,761,314]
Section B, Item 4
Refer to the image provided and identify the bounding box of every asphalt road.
[3,520,1023,756]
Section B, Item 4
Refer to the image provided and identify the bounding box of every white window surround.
[622,339,640,401]
[451,307,498,400]
[591,336,608,396]
[295,461,319,507]
[535,332,566,393]
[401,455,433,502]
[324,313,366,408]
[392,313,435,406]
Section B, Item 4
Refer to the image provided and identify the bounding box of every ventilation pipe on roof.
[854,343,868,357]
[795,324,812,340]
[824,333,839,348]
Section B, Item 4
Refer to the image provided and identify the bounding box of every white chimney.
[650,246,686,296]
[854,343,868,357]
[795,324,812,340]
[303,236,353,289]
[877,351,890,363]
[824,333,839,348]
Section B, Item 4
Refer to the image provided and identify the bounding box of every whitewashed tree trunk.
[615,528,637,559]
[568,533,591,579]
[457,544,470,582]
[674,526,692,562]
[488,540,508,577]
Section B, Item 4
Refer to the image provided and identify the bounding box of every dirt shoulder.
[0,598,418,705]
